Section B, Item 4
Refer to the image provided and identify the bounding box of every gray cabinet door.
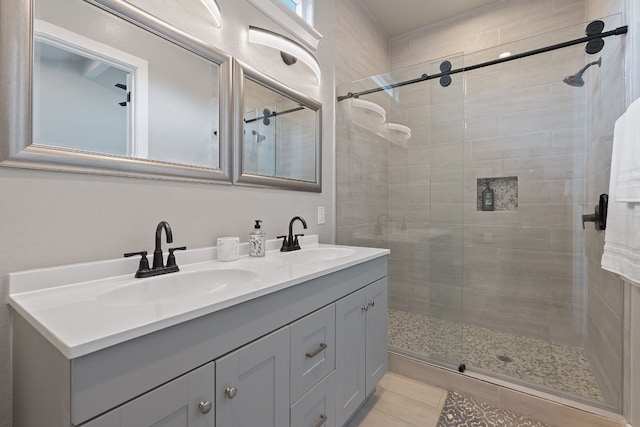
[118,362,215,427]
[365,278,388,395]
[335,287,366,427]
[215,327,290,427]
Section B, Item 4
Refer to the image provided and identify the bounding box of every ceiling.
[358,0,503,38]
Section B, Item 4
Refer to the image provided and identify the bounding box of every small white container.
[217,237,239,261]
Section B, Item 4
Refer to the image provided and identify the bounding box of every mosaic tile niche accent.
[476,177,518,211]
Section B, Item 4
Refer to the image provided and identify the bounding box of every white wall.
[0,0,335,424]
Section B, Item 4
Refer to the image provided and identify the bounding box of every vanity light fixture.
[350,98,386,123]
[248,26,321,84]
[386,122,412,146]
[200,0,222,28]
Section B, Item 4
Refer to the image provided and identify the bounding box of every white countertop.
[8,235,389,359]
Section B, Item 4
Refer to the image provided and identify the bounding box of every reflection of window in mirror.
[33,20,149,158]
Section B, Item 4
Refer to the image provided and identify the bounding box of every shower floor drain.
[497,355,513,363]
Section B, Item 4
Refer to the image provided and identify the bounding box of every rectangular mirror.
[233,60,321,192]
[1,0,232,183]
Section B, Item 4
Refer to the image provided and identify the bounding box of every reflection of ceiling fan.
[115,83,130,107]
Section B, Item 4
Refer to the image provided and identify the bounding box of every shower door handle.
[582,193,608,230]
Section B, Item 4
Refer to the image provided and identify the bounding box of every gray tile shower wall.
[386,0,595,349]
[335,0,390,250]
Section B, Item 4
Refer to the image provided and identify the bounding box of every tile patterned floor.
[438,391,552,427]
[388,309,604,402]
[348,373,552,427]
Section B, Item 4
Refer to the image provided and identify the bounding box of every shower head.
[251,129,266,143]
[563,57,602,87]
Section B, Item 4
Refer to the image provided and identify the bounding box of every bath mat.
[437,391,551,427]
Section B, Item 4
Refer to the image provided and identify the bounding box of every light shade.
[200,0,222,28]
[386,122,412,146]
[350,98,386,123]
[248,26,321,84]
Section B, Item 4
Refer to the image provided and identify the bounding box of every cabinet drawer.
[290,304,336,403]
[290,371,336,427]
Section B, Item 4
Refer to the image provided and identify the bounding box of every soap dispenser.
[481,181,495,211]
[249,220,266,257]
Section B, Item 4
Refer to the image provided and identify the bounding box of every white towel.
[615,98,640,202]
[602,97,640,285]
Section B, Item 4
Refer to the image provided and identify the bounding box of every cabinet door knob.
[369,300,375,308]
[198,400,212,414]
[225,386,238,399]
[361,305,368,311]
[313,414,328,427]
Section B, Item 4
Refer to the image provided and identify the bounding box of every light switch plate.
[317,206,325,224]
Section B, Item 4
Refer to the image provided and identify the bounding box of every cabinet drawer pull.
[198,400,212,414]
[225,386,238,399]
[313,414,328,427]
[305,342,327,358]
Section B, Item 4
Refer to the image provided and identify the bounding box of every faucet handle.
[294,233,304,247]
[277,235,288,250]
[124,251,150,276]
[167,246,187,268]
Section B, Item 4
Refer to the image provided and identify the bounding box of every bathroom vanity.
[9,236,389,427]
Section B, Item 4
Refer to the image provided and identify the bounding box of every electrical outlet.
[317,206,325,224]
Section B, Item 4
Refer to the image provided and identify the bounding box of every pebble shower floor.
[388,309,604,402]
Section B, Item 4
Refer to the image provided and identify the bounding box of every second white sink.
[287,247,356,264]
[98,268,259,307]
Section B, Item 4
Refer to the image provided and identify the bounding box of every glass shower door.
[336,13,626,415]
[426,54,465,367]
[378,54,466,368]
[457,17,625,411]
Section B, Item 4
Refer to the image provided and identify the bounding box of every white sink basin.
[98,268,259,306]
[288,247,356,264]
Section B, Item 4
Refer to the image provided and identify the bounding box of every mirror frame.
[0,0,233,184]
[233,59,322,193]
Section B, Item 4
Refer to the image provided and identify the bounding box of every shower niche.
[476,176,518,212]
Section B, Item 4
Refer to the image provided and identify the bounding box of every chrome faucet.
[124,221,186,278]
[278,216,308,252]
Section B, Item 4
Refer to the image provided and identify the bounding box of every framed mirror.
[233,60,321,192]
[0,0,232,183]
